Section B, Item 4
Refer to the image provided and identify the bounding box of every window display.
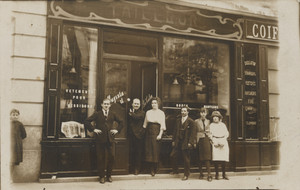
[163,37,230,112]
[59,25,98,138]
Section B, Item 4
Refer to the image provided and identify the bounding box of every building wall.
[10,1,47,182]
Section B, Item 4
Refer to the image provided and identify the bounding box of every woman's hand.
[156,135,162,140]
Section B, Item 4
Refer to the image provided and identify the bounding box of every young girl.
[210,111,229,180]
[195,108,212,181]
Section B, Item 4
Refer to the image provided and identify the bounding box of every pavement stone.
[6,171,280,190]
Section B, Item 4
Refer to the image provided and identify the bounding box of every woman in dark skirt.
[143,97,166,176]
[195,108,212,181]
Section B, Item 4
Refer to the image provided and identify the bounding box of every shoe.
[215,174,219,180]
[106,176,112,183]
[222,175,229,180]
[99,177,105,184]
[182,176,188,181]
[207,176,213,182]
[151,170,155,177]
[199,174,204,179]
[134,169,139,175]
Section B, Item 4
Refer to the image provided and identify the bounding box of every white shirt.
[143,109,166,131]
[102,109,109,117]
[181,115,188,124]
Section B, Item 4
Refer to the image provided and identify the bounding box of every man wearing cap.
[170,106,196,180]
[84,98,124,184]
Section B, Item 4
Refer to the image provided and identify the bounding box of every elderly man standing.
[170,106,196,180]
[84,98,124,184]
[128,98,145,175]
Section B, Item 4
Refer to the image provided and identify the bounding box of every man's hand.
[110,129,118,135]
[188,143,192,148]
[94,129,102,135]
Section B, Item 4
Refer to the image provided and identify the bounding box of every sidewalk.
[8,171,280,190]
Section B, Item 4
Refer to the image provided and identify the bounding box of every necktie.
[202,120,207,136]
[104,111,108,119]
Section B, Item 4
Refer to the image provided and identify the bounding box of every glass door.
[103,59,130,139]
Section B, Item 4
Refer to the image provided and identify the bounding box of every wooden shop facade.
[40,0,280,178]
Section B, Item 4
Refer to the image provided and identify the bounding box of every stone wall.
[10,1,47,182]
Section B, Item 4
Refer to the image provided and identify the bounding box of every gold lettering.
[154,12,163,23]
[252,24,259,37]
[166,12,174,24]
[122,6,131,18]
[260,25,266,38]
[273,26,278,40]
[178,16,186,25]
[267,25,271,39]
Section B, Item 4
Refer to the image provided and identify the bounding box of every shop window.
[59,25,98,138]
[163,37,230,108]
[103,31,157,58]
[162,37,230,136]
[268,47,279,141]
[243,44,259,140]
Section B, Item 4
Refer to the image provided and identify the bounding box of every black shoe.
[182,176,188,181]
[199,174,204,179]
[134,169,139,175]
[207,176,213,182]
[215,174,219,180]
[99,177,105,184]
[106,176,112,183]
[151,170,155,177]
[222,175,229,180]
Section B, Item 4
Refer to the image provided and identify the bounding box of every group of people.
[170,107,229,182]
[84,97,230,184]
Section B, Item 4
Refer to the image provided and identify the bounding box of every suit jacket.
[84,110,124,143]
[128,109,145,139]
[172,117,196,150]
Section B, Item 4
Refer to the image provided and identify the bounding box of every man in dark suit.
[170,106,196,180]
[84,98,124,184]
[128,98,145,175]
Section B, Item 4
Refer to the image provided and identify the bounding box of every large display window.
[162,37,230,136]
[59,25,98,138]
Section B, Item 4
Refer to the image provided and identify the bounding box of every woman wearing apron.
[210,111,229,180]
[143,97,166,176]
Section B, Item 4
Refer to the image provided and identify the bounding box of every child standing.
[10,109,27,170]
[210,111,229,180]
[195,108,212,181]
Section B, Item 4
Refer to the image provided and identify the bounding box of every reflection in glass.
[104,61,128,139]
[60,25,98,138]
[163,37,230,113]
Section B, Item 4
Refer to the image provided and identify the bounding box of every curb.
[39,170,278,183]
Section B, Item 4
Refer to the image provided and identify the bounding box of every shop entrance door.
[103,59,157,174]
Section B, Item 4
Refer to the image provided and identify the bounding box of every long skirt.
[144,123,161,163]
[198,136,212,161]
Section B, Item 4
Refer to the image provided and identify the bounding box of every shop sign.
[246,20,279,41]
[49,0,243,40]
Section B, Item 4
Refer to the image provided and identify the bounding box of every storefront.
[40,0,280,178]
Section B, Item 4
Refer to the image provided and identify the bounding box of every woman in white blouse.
[143,97,166,176]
